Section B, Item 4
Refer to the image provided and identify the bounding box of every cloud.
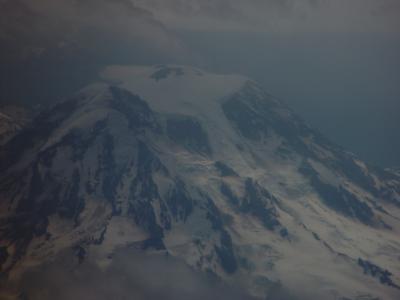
[0,0,191,104]
[133,0,400,33]
[1,0,398,66]
[0,0,186,62]
[16,249,263,300]
[1,0,398,107]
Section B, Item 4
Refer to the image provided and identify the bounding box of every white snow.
[100,65,248,116]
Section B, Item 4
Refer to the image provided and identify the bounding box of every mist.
[12,249,299,300]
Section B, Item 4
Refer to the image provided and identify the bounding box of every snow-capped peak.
[1,66,400,300]
[100,65,249,116]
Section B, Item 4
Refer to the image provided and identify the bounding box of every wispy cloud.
[0,0,186,62]
[134,0,400,33]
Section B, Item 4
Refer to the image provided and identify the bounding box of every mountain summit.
[1,65,399,300]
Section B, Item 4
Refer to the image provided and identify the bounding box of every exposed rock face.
[0,66,399,300]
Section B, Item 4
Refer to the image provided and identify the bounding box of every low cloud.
[17,249,262,300]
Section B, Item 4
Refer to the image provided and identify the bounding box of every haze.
[1,0,399,167]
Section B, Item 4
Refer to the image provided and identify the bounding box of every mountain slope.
[0,65,400,300]
[0,105,30,145]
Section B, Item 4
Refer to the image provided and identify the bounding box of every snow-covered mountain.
[1,65,400,300]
